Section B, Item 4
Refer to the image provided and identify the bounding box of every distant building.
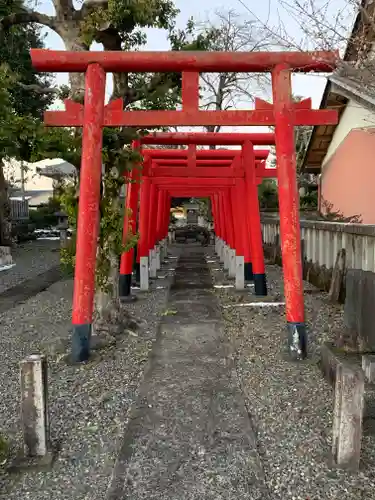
[4,157,76,220]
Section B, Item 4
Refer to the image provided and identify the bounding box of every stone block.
[362,354,375,382]
[20,354,49,457]
[332,363,364,470]
[0,246,12,266]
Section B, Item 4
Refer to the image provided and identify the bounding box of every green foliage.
[29,196,61,229]
[258,180,278,209]
[81,0,179,46]
[59,149,139,291]
[0,0,53,118]
[300,190,318,209]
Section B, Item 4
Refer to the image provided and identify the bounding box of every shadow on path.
[0,266,63,314]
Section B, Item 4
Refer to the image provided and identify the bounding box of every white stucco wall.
[3,159,54,191]
[322,99,375,167]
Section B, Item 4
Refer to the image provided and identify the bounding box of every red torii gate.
[131,145,274,296]
[30,48,339,362]
[119,133,276,300]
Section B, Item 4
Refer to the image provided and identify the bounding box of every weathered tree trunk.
[58,25,89,101]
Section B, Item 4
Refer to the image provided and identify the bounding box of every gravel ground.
[0,254,177,499]
[211,257,375,500]
[0,240,60,293]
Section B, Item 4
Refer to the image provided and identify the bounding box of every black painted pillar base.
[119,273,131,297]
[253,273,267,296]
[287,322,307,360]
[244,262,253,281]
[135,263,140,284]
[119,273,137,302]
[72,323,91,363]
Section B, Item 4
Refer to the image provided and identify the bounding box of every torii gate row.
[121,167,277,297]
[119,140,275,297]
[30,48,340,362]
[143,149,270,173]
[119,146,276,297]
[140,132,276,146]
[130,183,240,293]
[161,186,252,288]
[148,177,268,291]
[166,187,249,283]
[141,148,269,158]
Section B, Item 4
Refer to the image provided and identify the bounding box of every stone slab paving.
[107,246,271,500]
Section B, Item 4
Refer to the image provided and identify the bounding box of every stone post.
[140,256,149,291]
[362,355,375,382]
[235,255,245,290]
[332,363,364,470]
[20,354,49,457]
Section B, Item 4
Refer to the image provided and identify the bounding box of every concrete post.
[0,246,13,267]
[149,249,157,278]
[362,355,375,382]
[224,245,230,270]
[140,256,149,291]
[155,245,161,270]
[332,363,364,470]
[235,255,245,290]
[60,229,68,249]
[229,248,236,278]
[20,354,49,457]
[159,240,164,263]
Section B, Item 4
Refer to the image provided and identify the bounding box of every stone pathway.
[107,246,270,500]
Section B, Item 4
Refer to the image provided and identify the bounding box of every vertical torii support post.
[119,140,141,301]
[72,64,105,362]
[215,193,223,260]
[232,180,245,290]
[237,177,253,281]
[272,65,306,359]
[243,141,267,296]
[156,189,165,266]
[219,193,227,267]
[139,177,151,291]
[224,190,236,279]
[148,184,158,278]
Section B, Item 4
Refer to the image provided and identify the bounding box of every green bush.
[29,197,61,229]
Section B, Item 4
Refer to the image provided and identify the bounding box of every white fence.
[262,217,375,273]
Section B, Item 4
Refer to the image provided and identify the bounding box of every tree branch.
[16,82,60,95]
[52,0,75,19]
[0,9,57,31]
